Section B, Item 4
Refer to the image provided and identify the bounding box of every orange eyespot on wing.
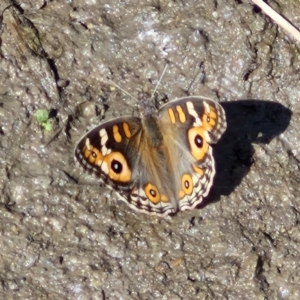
[144,184,160,204]
[82,139,104,165]
[80,137,132,182]
[202,102,218,131]
[179,174,194,199]
[102,151,132,182]
[144,183,168,204]
[187,127,209,161]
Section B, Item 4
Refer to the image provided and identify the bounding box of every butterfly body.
[75,96,227,216]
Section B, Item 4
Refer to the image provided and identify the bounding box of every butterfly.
[75,95,227,216]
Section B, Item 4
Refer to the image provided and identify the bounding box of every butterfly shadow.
[201,99,292,207]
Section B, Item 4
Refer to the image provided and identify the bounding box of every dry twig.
[251,0,300,42]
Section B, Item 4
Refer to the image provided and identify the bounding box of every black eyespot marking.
[111,159,122,174]
[194,134,203,148]
[181,174,193,196]
[150,189,156,197]
[184,180,189,189]
[92,152,97,158]
[207,116,210,123]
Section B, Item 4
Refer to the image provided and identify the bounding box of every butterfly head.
[139,95,158,117]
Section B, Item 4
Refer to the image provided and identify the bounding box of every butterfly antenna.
[150,64,168,101]
[109,80,139,103]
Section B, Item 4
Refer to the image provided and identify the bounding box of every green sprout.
[35,109,53,131]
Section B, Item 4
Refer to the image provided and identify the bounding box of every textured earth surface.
[0,0,299,299]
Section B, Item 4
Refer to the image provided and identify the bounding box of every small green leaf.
[42,120,53,132]
[35,109,49,124]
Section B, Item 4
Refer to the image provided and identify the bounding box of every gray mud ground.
[0,0,299,299]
